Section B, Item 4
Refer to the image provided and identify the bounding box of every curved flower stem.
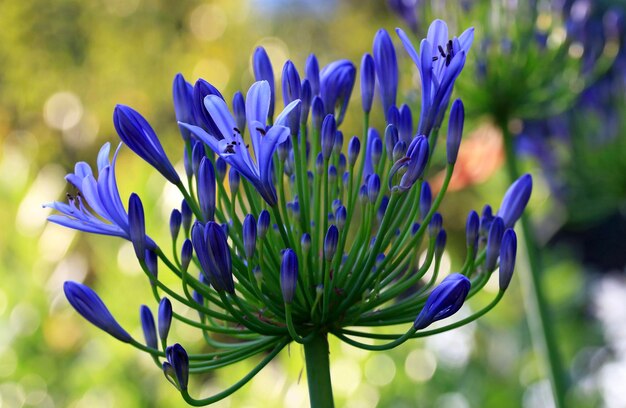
[304,333,334,408]
[500,121,567,408]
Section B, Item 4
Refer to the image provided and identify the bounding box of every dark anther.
[432,56,439,61]
[256,127,266,136]
[225,145,235,154]
[438,45,446,58]
[233,127,241,134]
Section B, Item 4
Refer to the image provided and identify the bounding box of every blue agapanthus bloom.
[49,19,530,407]
[397,20,474,135]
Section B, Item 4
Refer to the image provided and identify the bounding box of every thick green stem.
[500,120,567,408]
[304,333,334,408]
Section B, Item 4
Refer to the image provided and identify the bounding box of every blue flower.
[64,281,133,343]
[499,229,517,291]
[446,99,465,164]
[45,143,155,248]
[140,305,158,349]
[497,174,533,228]
[320,60,356,125]
[113,105,181,185]
[172,73,195,141]
[397,20,474,136]
[360,53,375,113]
[389,136,429,192]
[164,344,189,391]
[180,81,300,206]
[280,249,299,303]
[373,29,399,119]
[413,273,471,330]
[191,221,235,294]
[158,297,173,344]
[253,47,275,120]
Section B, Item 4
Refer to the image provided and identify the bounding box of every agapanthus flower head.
[49,20,527,406]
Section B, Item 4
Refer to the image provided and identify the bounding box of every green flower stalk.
[47,19,531,407]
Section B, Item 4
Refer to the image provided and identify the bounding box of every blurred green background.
[1,0,625,407]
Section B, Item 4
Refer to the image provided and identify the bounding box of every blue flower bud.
[198,158,216,222]
[485,217,505,271]
[253,47,275,119]
[334,130,344,155]
[243,214,257,259]
[158,297,172,344]
[373,29,398,119]
[396,136,429,192]
[413,273,471,330]
[277,138,291,162]
[338,153,347,176]
[377,195,389,223]
[183,146,193,179]
[305,53,320,95]
[165,343,189,391]
[435,230,447,259]
[232,91,246,134]
[140,305,157,349]
[398,104,413,144]
[312,96,325,133]
[411,222,421,235]
[191,221,235,294]
[181,239,193,272]
[321,114,337,160]
[192,78,224,137]
[170,209,182,241]
[128,193,147,261]
[63,281,133,343]
[387,105,400,127]
[328,165,338,184]
[300,79,312,125]
[301,233,311,253]
[429,212,443,238]
[315,153,324,174]
[257,209,270,239]
[446,99,464,164]
[320,60,357,125]
[215,157,227,183]
[324,225,339,260]
[499,229,517,291]
[282,60,301,106]
[359,184,369,205]
[371,136,383,167]
[368,173,381,204]
[336,205,347,230]
[385,124,399,161]
[480,205,493,237]
[392,140,407,162]
[280,248,299,303]
[173,73,194,142]
[113,105,180,184]
[348,136,361,167]
[181,200,192,236]
[465,210,479,250]
[360,53,375,113]
[145,249,158,284]
[229,168,240,195]
[420,182,432,220]
[497,174,533,228]
[191,140,206,176]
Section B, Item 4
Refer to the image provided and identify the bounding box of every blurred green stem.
[304,333,334,408]
[500,120,567,408]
